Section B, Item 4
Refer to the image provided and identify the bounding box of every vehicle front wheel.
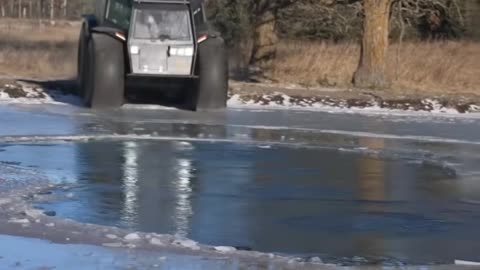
[84,33,125,109]
[189,37,228,111]
[77,24,88,97]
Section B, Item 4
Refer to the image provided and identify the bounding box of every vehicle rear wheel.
[190,37,228,111]
[84,33,125,109]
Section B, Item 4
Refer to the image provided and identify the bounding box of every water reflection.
[11,140,479,265]
[357,137,386,202]
[355,137,387,263]
[173,157,194,238]
[121,141,139,224]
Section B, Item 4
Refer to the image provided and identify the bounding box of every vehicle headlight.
[184,47,194,56]
[169,46,194,57]
[130,46,140,55]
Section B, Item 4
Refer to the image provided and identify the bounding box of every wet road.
[1,103,480,266]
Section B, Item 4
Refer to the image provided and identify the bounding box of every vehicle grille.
[138,45,168,74]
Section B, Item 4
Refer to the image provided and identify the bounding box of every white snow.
[1,83,479,116]
[105,234,118,240]
[214,246,236,252]
[455,260,480,266]
[8,218,30,224]
[173,239,200,250]
[149,238,164,246]
[0,91,9,99]
[0,198,12,206]
[0,85,81,106]
[123,233,142,242]
[228,93,480,116]
[24,209,43,218]
[102,242,125,248]
[258,145,272,149]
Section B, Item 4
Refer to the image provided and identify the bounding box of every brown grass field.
[0,18,479,95]
[0,19,79,78]
[269,41,480,94]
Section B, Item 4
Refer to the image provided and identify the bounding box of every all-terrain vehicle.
[77,0,228,110]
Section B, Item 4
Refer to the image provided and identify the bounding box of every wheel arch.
[81,14,98,37]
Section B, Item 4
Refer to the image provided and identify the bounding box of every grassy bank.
[0,19,478,95]
[269,41,480,94]
[0,19,79,78]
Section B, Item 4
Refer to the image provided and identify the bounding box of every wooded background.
[0,0,91,20]
[0,0,478,42]
[0,0,479,89]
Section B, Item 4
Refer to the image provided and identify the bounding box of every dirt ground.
[229,81,480,113]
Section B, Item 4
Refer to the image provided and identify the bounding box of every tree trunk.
[9,0,14,17]
[29,0,33,18]
[39,0,44,19]
[63,0,67,18]
[18,0,22,18]
[249,9,278,65]
[353,0,392,89]
[465,0,480,40]
[50,0,54,22]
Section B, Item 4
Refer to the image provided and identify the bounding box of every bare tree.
[353,0,392,89]
[248,0,295,65]
[18,0,22,18]
[63,0,67,17]
[50,0,54,21]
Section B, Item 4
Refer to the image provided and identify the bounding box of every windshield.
[133,5,191,41]
[106,0,132,30]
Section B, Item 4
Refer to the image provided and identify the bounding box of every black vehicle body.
[77,0,228,110]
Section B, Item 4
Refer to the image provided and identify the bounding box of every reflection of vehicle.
[77,0,228,111]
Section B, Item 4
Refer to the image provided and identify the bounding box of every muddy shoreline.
[229,81,480,113]
[0,78,479,113]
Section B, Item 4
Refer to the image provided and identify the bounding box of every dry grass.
[0,19,79,78]
[1,19,479,94]
[269,41,480,94]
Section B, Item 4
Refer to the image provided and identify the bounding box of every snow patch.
[149,237,165,246]
[8,218,30,224]
[0,84,80,106]
[455,260,480,266]
[102,242,125,248]
[124,233,142,242]
[2,82,479,115]
[24,209,43,218]
[0,198,12,206]
[228,93,480,115]
[173,239,200,250]
[105,234,118,240]
[214,246,237,252]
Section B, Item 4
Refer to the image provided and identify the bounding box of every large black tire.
[191,37,228,111]
[84,33,125,108]
[77,24,88,96]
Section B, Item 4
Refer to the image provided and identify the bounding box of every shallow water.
[1,139,479,265]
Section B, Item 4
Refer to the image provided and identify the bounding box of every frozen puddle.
[0,235,185,270]
[0,234,271,270]
[1,139,479,266]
